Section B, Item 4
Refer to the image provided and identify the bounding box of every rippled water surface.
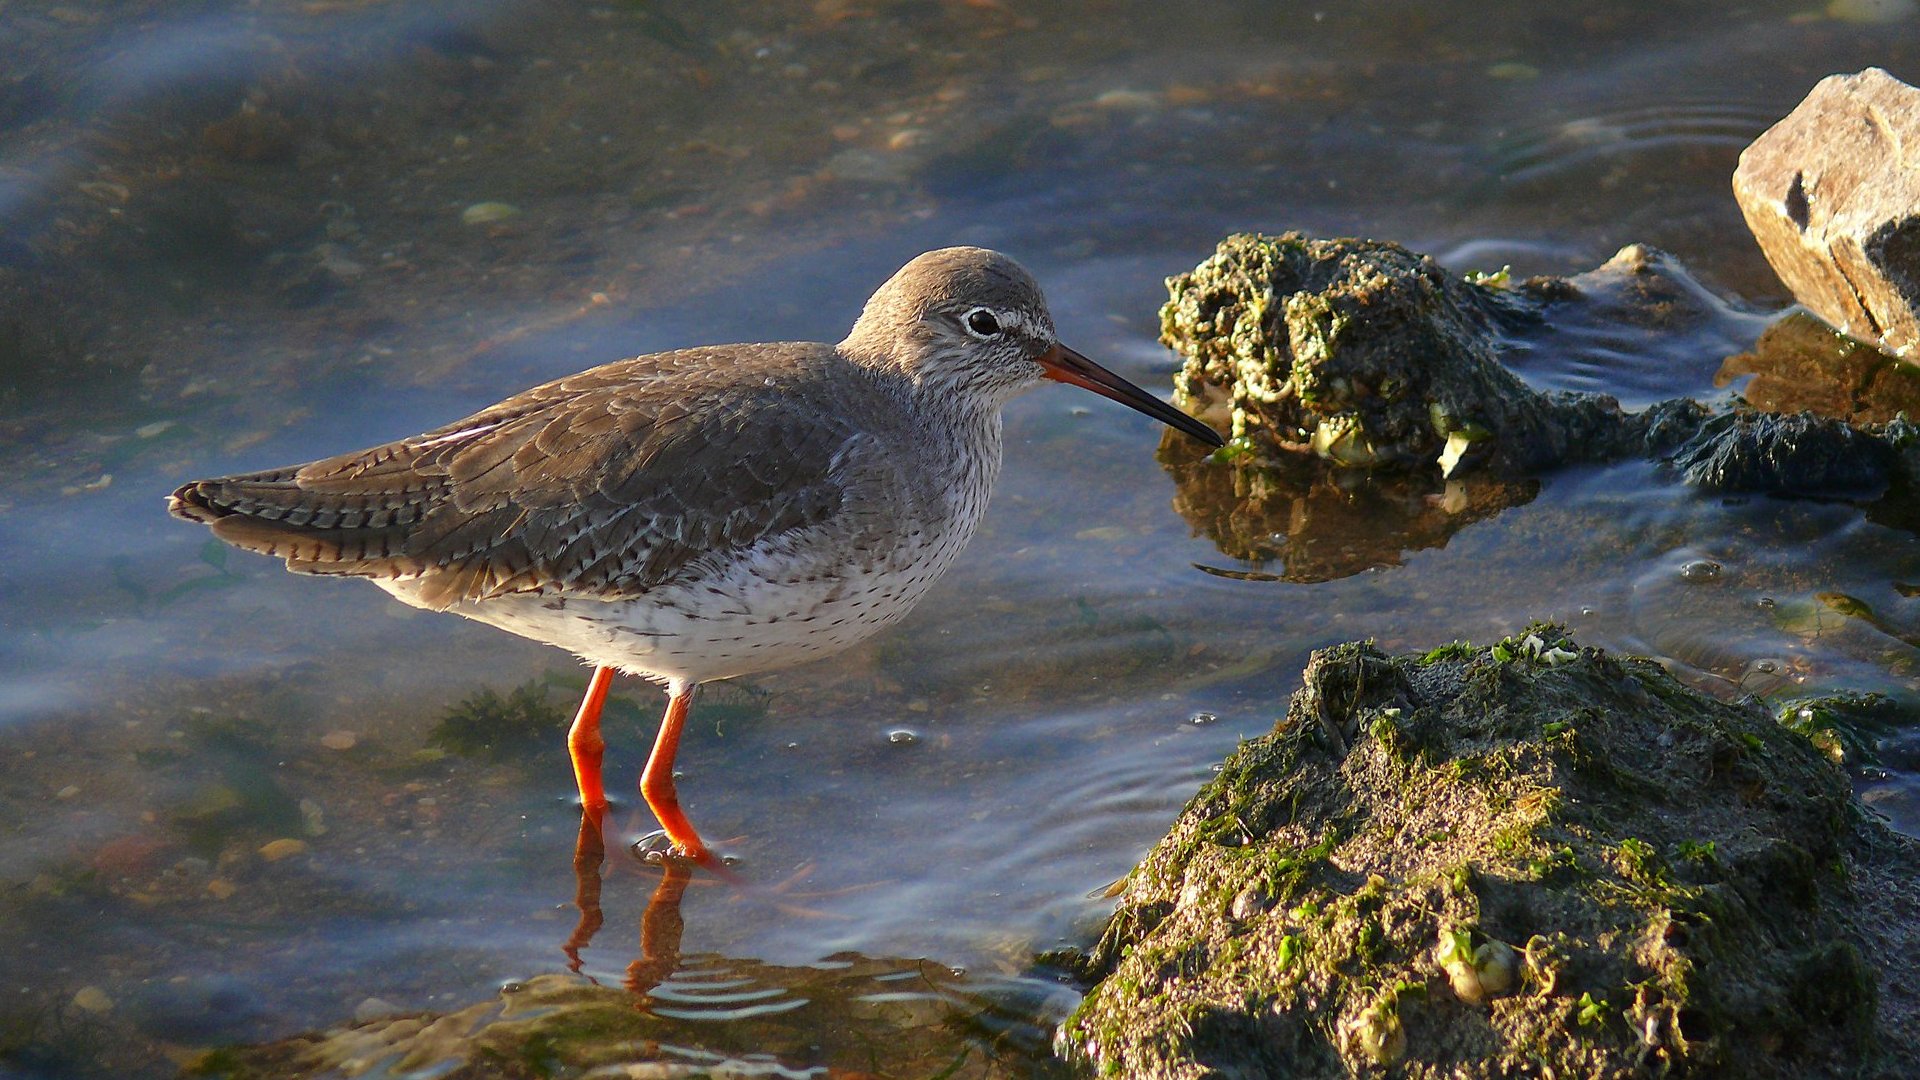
[4,2,1920,1076]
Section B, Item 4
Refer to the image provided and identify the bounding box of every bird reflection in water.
[564,807,702,1000]
[561,808,860,1004]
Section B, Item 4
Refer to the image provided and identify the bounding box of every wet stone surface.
[1056,633,1920,1079]
[1161,232,1920,499]
[190,964,1066,1080]
[1733,67,1920,358]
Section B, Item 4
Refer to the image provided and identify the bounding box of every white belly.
[375,515,977,686]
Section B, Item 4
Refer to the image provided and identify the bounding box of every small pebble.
[320,730,358,751]
[1092,88,1159,111]
[823,148,905,184]
[315,244,366,279]
[1486,61,1541,80]
[258,838,308,862]
[61,475,111,495]
[135,420,175,439]
[906,699,931,713]
[205,878,237,899]
[299,798,328,838]
[886,728,919,745]
[354,997,401,1023]
[460,201,521,225]
[55,785,81,800]
[71,986,113,1014]
[77,179,129,202]
[1229,886,1270,921]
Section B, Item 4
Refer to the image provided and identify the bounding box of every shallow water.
[3,2,1919,1076]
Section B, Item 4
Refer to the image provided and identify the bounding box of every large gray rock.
[1733,68,1920,359]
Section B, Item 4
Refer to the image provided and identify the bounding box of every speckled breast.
[376,434,999,686]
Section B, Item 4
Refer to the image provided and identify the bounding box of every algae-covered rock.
[1161,234,1689,475]
[1158,233,1920,545]
[1055,632,1920,1079]
[1670,411,1902,495]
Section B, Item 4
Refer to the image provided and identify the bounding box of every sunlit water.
[3,2,1919,1077]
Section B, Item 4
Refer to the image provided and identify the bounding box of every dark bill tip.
[1038,344,1223,448]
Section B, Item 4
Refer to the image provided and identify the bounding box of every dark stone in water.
[1671,410,1899,495]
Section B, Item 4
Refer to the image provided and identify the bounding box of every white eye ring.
[962,307,1003,339]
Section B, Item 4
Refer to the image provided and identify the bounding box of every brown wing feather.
[168,343,870,610]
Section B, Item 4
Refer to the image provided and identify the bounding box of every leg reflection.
[562,806,703,1002]
[563,805,608,974]
[627,858,692,1000]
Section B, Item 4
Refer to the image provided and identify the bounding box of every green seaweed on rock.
[1056,633,1920,1079]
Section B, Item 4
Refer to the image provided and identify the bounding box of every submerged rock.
[191,959,1054,1080]
[1055,632,1920,1079]
[1670,411,1907,495]
[1733,68,1920,359]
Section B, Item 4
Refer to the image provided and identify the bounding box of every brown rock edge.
[1734,67,1920,359]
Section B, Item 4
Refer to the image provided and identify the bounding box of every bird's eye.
[964,308,1002,337]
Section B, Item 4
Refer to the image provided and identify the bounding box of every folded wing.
[168,345,862,610]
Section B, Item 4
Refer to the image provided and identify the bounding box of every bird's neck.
[849,362,1002,496]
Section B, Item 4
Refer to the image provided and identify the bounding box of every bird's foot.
[631,828,722,866]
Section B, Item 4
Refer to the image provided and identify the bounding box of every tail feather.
[168,471,435,582]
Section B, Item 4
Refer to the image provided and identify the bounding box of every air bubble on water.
[1679,559,1722,583]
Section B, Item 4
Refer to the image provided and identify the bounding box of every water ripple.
[1484,101,1779,185]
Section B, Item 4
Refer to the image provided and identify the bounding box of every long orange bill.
[1038,343,1222,447]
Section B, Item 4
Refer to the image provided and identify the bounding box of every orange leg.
[567,666,617,810]
[641,682,708,860]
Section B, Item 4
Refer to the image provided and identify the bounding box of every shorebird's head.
[841,246,1221,446]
